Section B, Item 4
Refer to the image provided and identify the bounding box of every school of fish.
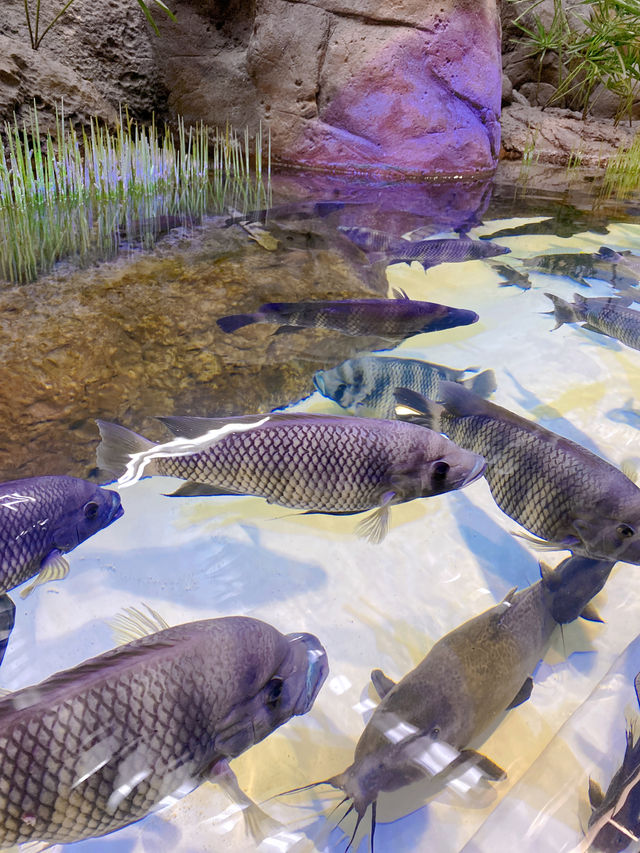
[3,198,640,853]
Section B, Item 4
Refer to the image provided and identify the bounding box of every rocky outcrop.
[0,0,503,177]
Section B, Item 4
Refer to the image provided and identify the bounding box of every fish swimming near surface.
[545,292,640,352]
[522,252,639,291]
[338,226,510,269]
[0,611,328,847]
[216,291,479,341]
[287,558,611,849]
[0,476,123,665]
[394,382,640,565]
[586,673,640,852]
[485,259,532,290]
[224,200,346,226]
[96,413,485,544]
[313,355,496,420]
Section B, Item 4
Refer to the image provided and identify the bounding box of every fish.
[586,673,640,852]
[394,382,640,565]
[313,355,496,420]
[216,292,479,340]
[96,413,486,544]
[0,612,328,846]
[338,226,510,270]
[522,253,639,290]
[485,260,532,290]
[0,476,123,666]
[545,292,640,352]
[290,559,610,848]
[479,210,609,240]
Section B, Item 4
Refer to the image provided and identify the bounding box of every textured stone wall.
[0,0,502,177]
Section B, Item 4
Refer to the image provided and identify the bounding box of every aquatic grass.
[600,132,640,199]
[0,107,271,283]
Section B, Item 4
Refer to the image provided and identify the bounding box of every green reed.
[600,133,640,199]
[0,105,271,283]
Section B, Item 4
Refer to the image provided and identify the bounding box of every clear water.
[3,166,640,852]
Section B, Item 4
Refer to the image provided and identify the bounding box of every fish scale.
[442,412,599,542]
[156,420,420,512]
[0,616,328,846]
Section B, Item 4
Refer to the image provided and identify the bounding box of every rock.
[0,0,166,120]
[0,35,118,131]
[518,81,559,108]
[500,102,640,166]
[588,83,640,121]
[502,73,513,107]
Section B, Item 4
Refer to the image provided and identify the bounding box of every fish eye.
[83,501,100,520]
[430,726,440,740]
[265,677,284,709]
[334,383,347,401]
[432,461,450,481]
[617,523,636,538]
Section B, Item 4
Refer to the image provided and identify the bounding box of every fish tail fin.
[544,292,585,329]
[95,419,157,479]
[462,368,497,399]
[394,387,444,432]
[216,313,258,333]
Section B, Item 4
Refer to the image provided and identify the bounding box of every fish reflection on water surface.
[288,557,612,849]
[216,292,479,341]
[96,413,486,543]
[0,614,328,847]
[395,383,640,565]
[314,355,496,420]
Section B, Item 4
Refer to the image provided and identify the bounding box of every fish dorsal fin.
[539,561,556,588]
[621,459,639,483]
[494,587,518,622]
[588,777,605,809]
[109,604,171,645]
[635,673,640,709]
[19,551,70,599]
[392,287,410,300]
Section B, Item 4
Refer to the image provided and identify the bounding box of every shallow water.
[4,167,640,852]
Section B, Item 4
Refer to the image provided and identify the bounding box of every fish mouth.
[107,491,125,525]
[461,456,487,488]
[288,632,329,713]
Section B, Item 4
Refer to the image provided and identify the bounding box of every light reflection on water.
[4,172,640,851]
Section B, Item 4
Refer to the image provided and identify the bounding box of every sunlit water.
[3,169,640,852]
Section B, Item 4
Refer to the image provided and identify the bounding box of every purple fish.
[0,613,328,846]
[217,292,479,340]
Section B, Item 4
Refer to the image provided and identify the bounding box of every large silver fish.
[546,292,640,352]
[0,614,328,846]
[96,413,485,543]
[395,383,640,564]
[313,355,496,419]
[0,476,123,666]
[216,291,479,340]
[523,252,639,290]
[338,226,510,269]
[292,557,612,848]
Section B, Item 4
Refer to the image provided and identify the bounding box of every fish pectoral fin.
[621,459,639,483]
[19,551,70,599]
[273,325,304,335]
[166,482,245,498]
[580,602,604,623]
[209,758,282,842]
[0,594,15,668]
[588,777,605,809]
[355,491,396,544]
[370,668,396,699]
[511,530,580,552]
[458,749,506,782]
[506,677,533,709]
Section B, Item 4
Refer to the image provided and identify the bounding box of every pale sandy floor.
[4,218,640,852]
